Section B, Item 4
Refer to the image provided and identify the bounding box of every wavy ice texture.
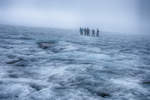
[0,25,150,100]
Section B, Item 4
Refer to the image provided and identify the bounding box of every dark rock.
[6,58,28,67]
[142,81,150,84]
[85,86,111,98]
[38,42,55,49]
[96,92,111,98]
[30,84,43,91]
[6,58,24,64]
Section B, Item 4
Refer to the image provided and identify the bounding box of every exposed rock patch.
[96,92,111,98]
[37,41,55,49]
[6,58,23,64]
[142,81,150,84]
[29,83,45,91]
[6,58,28,67]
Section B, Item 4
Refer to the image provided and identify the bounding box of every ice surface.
[0,25,150,100]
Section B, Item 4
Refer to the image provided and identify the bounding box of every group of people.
[80,27,100,37]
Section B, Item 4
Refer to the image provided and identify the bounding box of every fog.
[0,0,149,33]
[139,0,150,34]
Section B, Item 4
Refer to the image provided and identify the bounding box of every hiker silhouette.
[92,29,95,36]
[80,27,83,35]
[96,29,99,37]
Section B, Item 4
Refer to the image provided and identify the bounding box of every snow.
[0,25,150,100]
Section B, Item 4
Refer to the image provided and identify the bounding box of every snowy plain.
[0,25,150,100]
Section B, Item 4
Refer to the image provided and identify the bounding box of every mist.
[138,0,150,34]
[0,0,149,33]
[0,1,150,100]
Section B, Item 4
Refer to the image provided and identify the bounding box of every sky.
[138,0,150,34]
[0,0,150,33]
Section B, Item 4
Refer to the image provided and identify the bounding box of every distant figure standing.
[84,28,87,36]
[96,29,100,37]
[80,27,83,35]
[92,29,95,36]
[87,28,90,36]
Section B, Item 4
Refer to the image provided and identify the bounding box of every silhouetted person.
[80,27,83,35]
[92,29,95,36]
[84,28,87,36]
[96,29,100,37]
[87,28,90,36]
